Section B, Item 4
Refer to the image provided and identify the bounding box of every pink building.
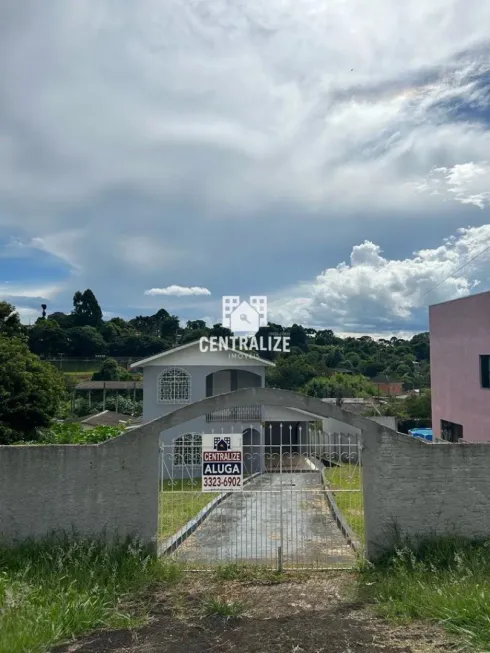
[430,291,490,442]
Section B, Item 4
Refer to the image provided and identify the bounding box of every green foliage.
[7,289,431,393]
[266,354,317,390]
[36,422,127,444]
[72,289,103,328]
[91,357,133,381]
[404,389,431,419]
[72,395,142,417]
[0,302,26,339]
[201,596,247,618]
[303,372,378,398]
[360,536,490,652]
[0,536,177,653]
[28,319,67,357]
[0,336,66,444]
[65,326,107,357]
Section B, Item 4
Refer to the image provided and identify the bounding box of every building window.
[441,420,463,443]
[173,433,202,466]
[480,355,490,388]
[157,367,191,404]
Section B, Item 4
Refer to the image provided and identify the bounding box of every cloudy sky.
[1,0,490,335]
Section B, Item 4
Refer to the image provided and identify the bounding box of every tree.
[0,301,26,339]
[72,289,103,328]
[266,354,317,391]
[65,326,107,357]
[28,319,67,357]
[0,336,65,443]
[410,332,430,361]
[362,359,384,378]
[47,311,75,329]
[303,373,377,399]
[92,357,132,381]
[108,334,166,358]
[186,319,207,331]
[315,329,337,346]
[405,390,431,419]
[209,323,233,339]
[288,324,308,351]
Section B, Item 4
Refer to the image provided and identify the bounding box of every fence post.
[278,422,284,572]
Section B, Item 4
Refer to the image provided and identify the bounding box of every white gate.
[158,423,364,570]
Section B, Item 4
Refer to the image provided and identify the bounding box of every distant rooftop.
[74,381,143,390]
[80,411,139,427]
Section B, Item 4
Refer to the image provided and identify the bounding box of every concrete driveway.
[173,472,356,568]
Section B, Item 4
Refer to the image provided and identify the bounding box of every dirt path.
[53,574,452,653]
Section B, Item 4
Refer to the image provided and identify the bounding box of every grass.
[323,463,364,540]
[359,536,490,652]
[214,562,290,584]
[0,535,182,653]
[159,475,253,541]
[201,596,247,618]
[159,479,215,541]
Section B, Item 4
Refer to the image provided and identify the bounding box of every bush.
[72,396,142,418]
[35,422,127,444]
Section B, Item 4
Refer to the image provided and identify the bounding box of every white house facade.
[130,340,315,478]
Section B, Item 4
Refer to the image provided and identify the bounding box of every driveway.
[173,472,356,568]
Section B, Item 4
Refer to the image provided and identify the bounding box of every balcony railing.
[206,405,262,422]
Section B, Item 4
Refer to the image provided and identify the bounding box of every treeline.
[0,291,431,443]
[22,288,429,392]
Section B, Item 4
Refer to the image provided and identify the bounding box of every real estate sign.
[201,433,243,492]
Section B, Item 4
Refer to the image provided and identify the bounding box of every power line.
[422,243,490,299]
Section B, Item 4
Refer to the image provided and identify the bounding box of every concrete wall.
[0,428,159,548]
[430,291,490,442]
[7,387,490,561]
[323,415,397,435]
[363,428,490,558]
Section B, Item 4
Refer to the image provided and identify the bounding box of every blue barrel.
[408,428,433,442]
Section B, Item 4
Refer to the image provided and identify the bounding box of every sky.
[1,0,490,336]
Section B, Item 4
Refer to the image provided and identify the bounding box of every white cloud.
[0,1,490,329]
[144,285,211,297]
[15,306,43,325]
[414,162,490,208]
[0,283,62,301]
[268,224,490,332]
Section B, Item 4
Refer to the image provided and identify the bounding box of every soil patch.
[53,574,454,653]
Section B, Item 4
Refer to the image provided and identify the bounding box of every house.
[370,375,404,396]
[429,290,490,442]
[130,340,317,477]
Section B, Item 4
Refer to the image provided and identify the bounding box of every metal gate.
[158,423,364,570]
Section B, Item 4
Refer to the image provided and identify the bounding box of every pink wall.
[430,291,490,442]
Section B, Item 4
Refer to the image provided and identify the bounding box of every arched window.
[173,433,202,466]
[157,367,191,404]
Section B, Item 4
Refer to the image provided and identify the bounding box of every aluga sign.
[202,434,243,492]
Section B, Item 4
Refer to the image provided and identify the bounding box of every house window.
[440,419,463,443]
[173,433,202,466]
[480,355,490,388]
[157,367,191,404]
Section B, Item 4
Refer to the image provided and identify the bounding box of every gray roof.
[74,381,143,390]
[79,411,140,426]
